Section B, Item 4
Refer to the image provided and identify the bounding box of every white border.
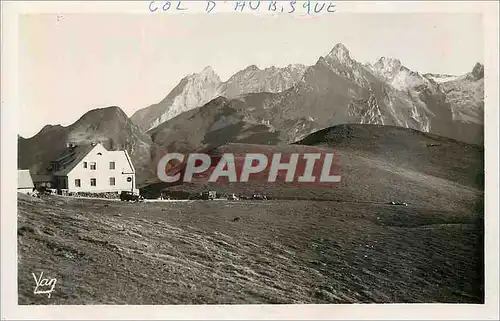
[1,1,499,320]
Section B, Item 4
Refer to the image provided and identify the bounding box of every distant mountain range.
[130,64,307,132]
[133,43,483,137]
[433,62,484,125]
[19,43,484,186]
[147,43,484,156]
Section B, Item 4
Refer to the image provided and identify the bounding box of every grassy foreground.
[18,194,483,304]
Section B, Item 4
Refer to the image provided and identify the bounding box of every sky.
[18,12,484,138]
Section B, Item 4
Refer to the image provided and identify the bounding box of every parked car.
[227,193,240,201]
[389,201,408,206]
[120,191,143,202]
[201,191,217,200]
[252,194,268,200]
[29,190,40,198]
[35,186,53,195]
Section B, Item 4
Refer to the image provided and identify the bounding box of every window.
[83,162,87,169]
[97,152,102,156]
[75,179,81,187]
[90,178,96,186]
[109,177,115,186]
[90,162,96,170]
[109,161,115,170]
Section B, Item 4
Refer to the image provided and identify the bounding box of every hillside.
[18,125,485,304]
[143,124,484,215]
[295,124,484,188]
[18,125,70,175]
[17,125,484,305]
[146,94,321,164]
[18,194,483,304]
[18,106,154,184]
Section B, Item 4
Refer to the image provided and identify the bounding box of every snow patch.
[426,75,459,84]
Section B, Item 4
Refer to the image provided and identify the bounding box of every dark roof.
[31,174,54,182]
[52,144,96,176]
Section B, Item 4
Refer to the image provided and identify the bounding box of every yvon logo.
[32,271,57,298]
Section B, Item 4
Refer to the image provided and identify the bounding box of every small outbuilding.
[18,169,34,194]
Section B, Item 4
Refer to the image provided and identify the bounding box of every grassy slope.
[18,195,483,304]
[145,124,484,215]
[18,124,484,304]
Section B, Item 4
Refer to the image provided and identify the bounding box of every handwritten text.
[32,271,57,298]
[148,1,337,15]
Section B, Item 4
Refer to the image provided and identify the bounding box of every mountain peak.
[201,65,214,72]
[473,62,484,69]
[75,106,128,126]
[471,62,484,80]
[327,43,351,62]
[287,63,307,70]
[37,124,64,136]
[245,64,261,71]
[372,57,404,81]
[188,66,221,83]
[199,66,218,76]
[374,57,402,69]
